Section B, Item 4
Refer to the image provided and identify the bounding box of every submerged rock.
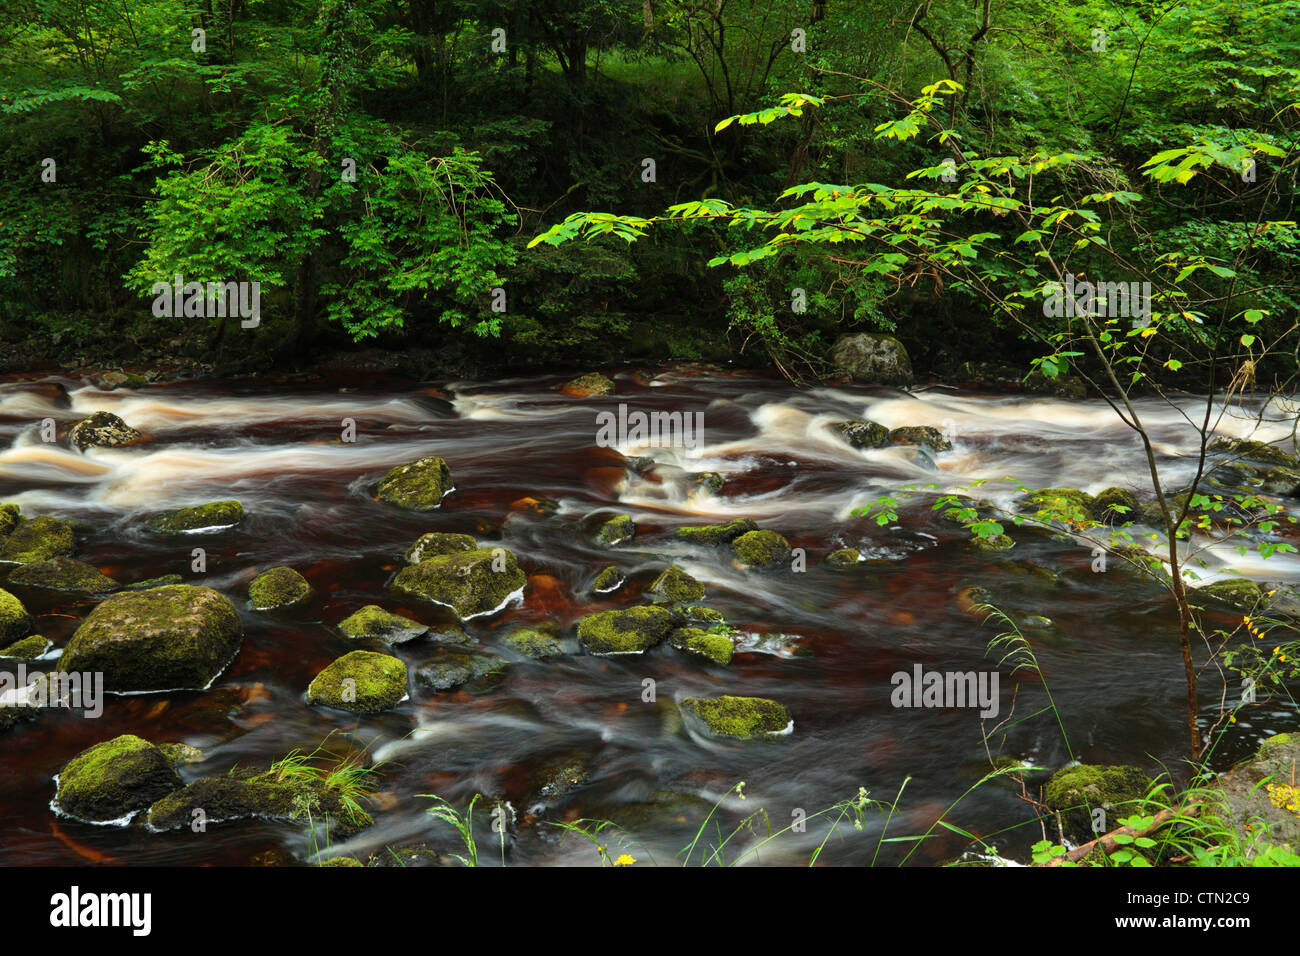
[1043,764,1155,842]
[52,735,182,825]
[675,517,757,546]
[587,513,634,547]
[404,532,477,564]
[562,372,615,397]
[688,472,724,496]
[1193,578,1264,611]
[504,627,565,660]
[0,634,49,659]
[377,456,454,510]
[0,515,75,564]
[833,419,889,450]
[888,426,952,452]
[731,529,792,569]
[679,695,791,739]
[58,584,243,692]
[414,650,510,690]
[576,604,679,655]
[8,557,117,595]
[648,565,705,603]
[307,650,408,714]
[0,588,33,643]
[668,627,733,665]
[337,605,428,644]
[144,500,244,534]
[825,548,861,569]
[248,566,313,610]
[68,411,141,451]
[591,565,625,594]
[389,547,527,620]
[829,333,913,385]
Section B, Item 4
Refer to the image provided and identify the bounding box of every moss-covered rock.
[833,419,889,450]
[337,605,428,644]
[971,534,1015,553]
[1211,734,1300,853]
[648,565,706,602]
[307,650,408,714]
[688,472,724,496]
[376,456,454,510]
[669,627,733,665]
[320,856,365,867]
[683,605,725,624]
[888,426,952,452]
[0,504,19,539]
[1028,487,1094,516]
[0,588,33,643]
[825,548,861,569]
[123,574,184,591]
[562,372,615,397]
[588,513,634,546]
[68,411,142,451]
[388,547,527,620]
[8,557,118,594]
[576,604,679,654]
[99,371,148,390]
[1194,578,1264,610]
[675,517,758,546]
[1261,467,1300,497]
[829,333,913,385]
[0,515,75,564]
[731,529,792,569]
[1043,764,1154,842]
[1091,487,1138,523]
[248,566,313,610]
[1208,436,1299,468]
[404,532,477,564]
[58,584,243,692]
[52,735,182,824]
[504,627,565,660]
[591,565,625,594]
[414,650,510,690]
[0,634,49,659]
[679,695,791,739]
[158,742,205,768]
[144,500,244,534]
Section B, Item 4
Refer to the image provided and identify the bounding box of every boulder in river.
[415,649,510,690]
[731,529,792,569]
[562,372,616,397]
[1208,436,1299,469]
[8,557,118,595]
[68,411,141,451]
[123,574,184,591]
[825,548,861,569]
[970,534,1014,553]
[648,565,706,603]
[388,547,527,620]
[1043,763,1156,843]
[1211,733,1300,853]
[888,426,952,452]
[688,472,724,496]
[0,588,33,643]
[576,604,679,655]
[679,695,791,739]
[0,503,20,539]
[404,532,477,564]
[668,627,733,665]
[587,512,634,547]
[58,584,243,692]
[833,419,889,450]
[504,627,565,660]
[52,735,182,825]
[1261,466,1300,497]
[0,515,75,564]
[337,605,428,644]
[675,517,757,546]
[248,566,313,610]
[307,650,408,714]
[1193,578,1264,611]
[0,634,49,659]
[591,565,625,594]
[144,500,244,534]
[377,456,454,510]
[1090,487,1137,523]
[829,333,913,386]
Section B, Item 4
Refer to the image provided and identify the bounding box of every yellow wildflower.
[612,854,636,867]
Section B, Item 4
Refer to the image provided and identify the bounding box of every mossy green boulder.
[124,574,184,591]
[389,547,527,620]
[504,627,565,660]
[888,426,952,452]
[563,372,615,397]
[144,500,244,534]
[833,419,889,450]
[675,517,757,545]
[1261,467,1300,497]
[58,584,243,692]
[0,515,75,563]
[971,534,1015,553]
[688,472,724,496]
[591,565,624,593]
[648,565,706,602]
[0,588,33,643]
[1208,436,1299,468]
[68,411,141,451]
[669,627,733,665]
[825,548,861,569]
[53,735,182,825]
[1043,764,1155,841]
[0,634,49,659]
[1028,487,1093,516]
[337,605,428,644]
[1210,734,1300,852]
[588,513,634,546]
[248,566,313,610]
[683,605,724,624]
[679,695,791,739]
[731,529,792,569]
[415,650,511,690]
[307,650,408,714]
[404,532,477,564]
[8,557,118,594]
[0,504,19,539]
[377,456,454,510]
[1194,578,1264,610]
[1090,487,1137,523]
[576,604,679,655]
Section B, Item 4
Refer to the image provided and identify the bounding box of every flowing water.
[1,364,1297,866]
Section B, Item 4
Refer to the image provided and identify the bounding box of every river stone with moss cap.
[648,565,706,603]
[588,513,634,546]
[1262,467,1300,497]
[830,332,913,385]
[145,500,244,534]
[415,650,511,690]
[1043,763,1155,842]
[669,627,733,665]
[53,735,182,825]
[504,627,565,660]
[1193,578,1264,611]
[377,456,454,510]
[1028,487,1093,516]
[248,566,313,610]
[0,504,20,538]
[124,574,184,591]
[675,517,757,546]
[833,419,889,450]
[405,532,477,564]
[338,605,428,644]
[1090,487,1137,523]
[8,557,118,595]
[0,634,48,659]
[971,534,1014,553]
[563,372,615,397]
[68,411,142,451]
[308,650,408,714]
[389,547,526,620]
[58,584,243,692]
[1208,436,1299,468]
[0,515,75,564]
[0,588,32,643]
[592,565,624,594]
[825,548,861,569]
[888,426,952,452]
[576,604,679,655]
[732,529,792,569]
[680,695,791,739]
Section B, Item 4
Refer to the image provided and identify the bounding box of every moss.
[1261,467,1300,496]
[1029,487,1093,516]
[1194,578,1264,610]
[404,532,477,564]
[0,634,49,659]
[669,627,733,665]
[504,627,564,660]
[679,695,791,739]
[158,742,205,767]
[0,588,33,643]
[376,456,454,510]
[123,574,184,591]
[731,529,792,569]
[337,605,428,644]
[562,372,615,397]
[688,472,724,495]
[0,504,19,539]
[1261,733,1295,748]
[53,735,182,824]
[971,534,1015,553]
[307,650,408,714]
[248,566,313,610]
[144,500,244,534]
[833,419,890,449]
[1208,436,1299,468]
[58,584,244,692]
[591,565,624,593]
[675,517,758,545]
[388,547,527,620]
[8,557,118,594]
[589,513,634,546]
[1043,764,1155,842]
[576,604,678,654]
[888,426,952,452]
[68,411,142,451]
[825,548,861,569]
[683,605,724,624]
[320,856,364,867]
[0,515,75,563]
[414,650,510,690]
[648,565,706,602]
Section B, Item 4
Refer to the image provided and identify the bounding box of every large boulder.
[8,557,118,595]
[0,588,32,643]
[307,650,408,714]
[1043,764,1154,842]
[829,333,913,386]
[576,604,678,655]
[68,411,142,451]
[52,735,182,825]
[388,547,526,620]
[144,500,244,534]
[0,515,75,564]
[58,585,243,692]
[833,419,889,450]
[1212,733,1300,853]
[377,457,454,510]
[679,696,792,739]
[731,530,792,569]
[888,425,952,452]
